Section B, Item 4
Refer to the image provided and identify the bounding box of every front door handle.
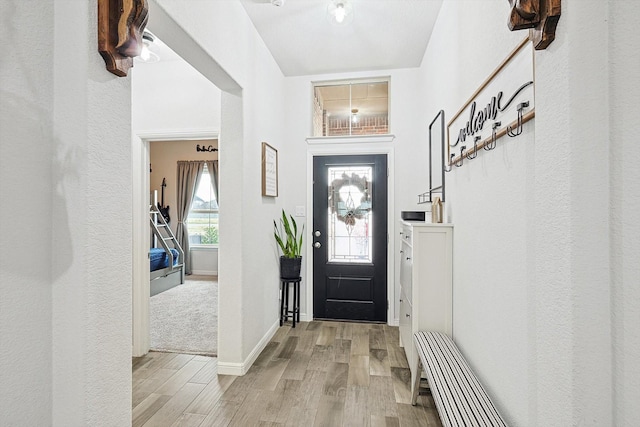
[314,242,321,249]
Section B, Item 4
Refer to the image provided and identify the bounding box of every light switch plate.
[295,205,305,217]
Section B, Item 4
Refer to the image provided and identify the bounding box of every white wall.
[1,0,133,425]
[0,1,54,424]
[610,1,640,424]
[150,0,287,373]
[191,247,219,276]
[420,0,640,425]
[2,0,286,424]
[132,55,221,133]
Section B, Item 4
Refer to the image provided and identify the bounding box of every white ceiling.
[239,0,444,76]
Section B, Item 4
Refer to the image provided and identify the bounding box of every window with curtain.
[187,163,218,246]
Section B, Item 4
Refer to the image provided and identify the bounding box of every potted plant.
[274,209,304,279]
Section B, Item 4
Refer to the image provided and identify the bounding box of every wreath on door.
[329,173,371,227]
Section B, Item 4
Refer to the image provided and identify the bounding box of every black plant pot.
[280,256,302,279]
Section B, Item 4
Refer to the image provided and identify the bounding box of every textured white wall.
[1,0,133,425]
[0,1,54,425]
[421,0,639,425]
[132,57,221,133]
[52,1,133,425]
[420,2,533,423]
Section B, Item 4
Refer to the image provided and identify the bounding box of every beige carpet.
[150,276,217,356]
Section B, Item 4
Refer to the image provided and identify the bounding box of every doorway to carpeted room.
[150,275,218,356]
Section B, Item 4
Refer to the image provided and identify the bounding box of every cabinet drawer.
[399,289,412,348]
[400,224,412,245]
[399,242,413,303]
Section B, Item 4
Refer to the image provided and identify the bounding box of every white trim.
[132,136,151,357]
[311,76,391,87]
[306,141,396,323]
[306,134,395,145]
[190,245,219,251]
[191,270,218,276]
[137,129,219,141]
[217,319,280,376]
[132,129,220,358]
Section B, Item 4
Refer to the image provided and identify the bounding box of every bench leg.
[411,358,423,406]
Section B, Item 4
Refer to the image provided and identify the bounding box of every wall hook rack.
[507,101,529,137]
[457,147,466,167]
[485,121,501,150]
[466,137,480,160]
[444,154,454,173]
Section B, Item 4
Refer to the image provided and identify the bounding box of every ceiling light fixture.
[271,0,285,6]
[139,30,160,63]
[351,108,359,123]
[328,0,353,25]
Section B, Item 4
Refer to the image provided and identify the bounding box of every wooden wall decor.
[507,0,560,50]
[98,0,149,77]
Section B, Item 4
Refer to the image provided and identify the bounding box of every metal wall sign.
[446,38,535,169]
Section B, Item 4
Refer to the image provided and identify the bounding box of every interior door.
[313,154,388,322]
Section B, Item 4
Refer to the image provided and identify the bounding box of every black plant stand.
[280,277,301,328]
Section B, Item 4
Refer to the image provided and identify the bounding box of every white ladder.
[150,205,185,281]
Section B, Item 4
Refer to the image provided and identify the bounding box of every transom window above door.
[312,79,389,137]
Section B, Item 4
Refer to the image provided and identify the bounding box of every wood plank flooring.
[133,321,441,427]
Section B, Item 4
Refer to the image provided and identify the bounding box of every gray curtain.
[176,161,204,275]
[205,160,219,204]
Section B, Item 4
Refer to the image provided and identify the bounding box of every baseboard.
[217,319,280,376]
[190,270,218,276]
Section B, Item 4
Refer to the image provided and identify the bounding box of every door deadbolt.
[314,230,321,237]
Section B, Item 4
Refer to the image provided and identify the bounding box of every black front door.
[312,154,388,322]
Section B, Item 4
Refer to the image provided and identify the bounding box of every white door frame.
[304,135,396,325]
[132,129,219,357]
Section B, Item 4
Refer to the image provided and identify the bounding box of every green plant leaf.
[273,209,304,258]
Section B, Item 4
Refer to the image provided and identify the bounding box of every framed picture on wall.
[261,142,278,197]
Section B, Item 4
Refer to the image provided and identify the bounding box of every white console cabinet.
[398,221,453,391]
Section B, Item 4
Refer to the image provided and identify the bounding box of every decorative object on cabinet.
[262,142,278,197]
[398,221,453,399]
[418,110,446,204]
[98,0,149,77]
[431,197,443,224]
[401,211,426,222]
[507,0,561,50]
[274,209,304,279]
[447,38,535,169]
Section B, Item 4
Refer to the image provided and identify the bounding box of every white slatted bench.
[411,331,507,427]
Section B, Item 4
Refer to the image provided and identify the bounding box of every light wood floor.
[133,320,441,427]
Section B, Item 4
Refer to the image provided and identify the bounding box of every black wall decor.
[418,109,446,204]
[196,144,218,153]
